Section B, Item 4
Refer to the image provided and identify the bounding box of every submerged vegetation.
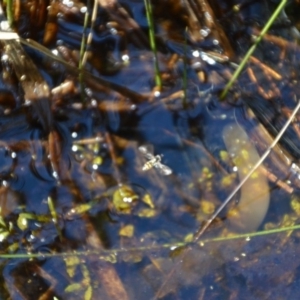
[0,0,299,299]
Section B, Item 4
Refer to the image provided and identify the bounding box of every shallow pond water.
[0,0,300,299]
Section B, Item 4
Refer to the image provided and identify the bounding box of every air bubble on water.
[122,54,130,62]
[200,53,216,65]
[24,99,32,106]
[28,234,36,242]
[85,88,93,97]
[200,28,210,37]
[22,218,27,227]
[57,39,64,46]
[51,49,58,56]
[110,28,117,35]
[1,54,8,61]
[192,50,200,57]
[72,103,83,109]
[0,21,9,31]
[154,90,160,97]
[66,1,74,8]
[123,197,132,203]
[191,61,202,69]
[80,6,87,13]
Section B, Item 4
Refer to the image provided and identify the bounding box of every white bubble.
[85,88,93,97]
[80,6,87,13]
[200,28,210,37]
[122,54,130,62]
[110,28,117,35]
[1,54,8,61]
[67,1,74,8]
[57,39,64,46]
[51,49,58,56]
[192,50,200,57]
[154,91,160,97]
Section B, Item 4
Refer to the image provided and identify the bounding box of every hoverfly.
[138,145,172,176]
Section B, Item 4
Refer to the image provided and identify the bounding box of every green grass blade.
[220,0,288,99]
[144,0,162,90]
[5,0,13,27]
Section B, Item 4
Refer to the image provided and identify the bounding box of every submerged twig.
[78,6,89,96]
[184,0,234,58]
[20,38,146,103]
[249,56,282,81]
[82,0,98,66]
[79,0,98,97]
[252,28,300,50]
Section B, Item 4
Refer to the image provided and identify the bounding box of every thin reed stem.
[220,0,287,99]
[144,0,162,90]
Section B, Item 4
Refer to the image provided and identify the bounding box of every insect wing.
[153,162,172,176]
[138,145,155,160]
